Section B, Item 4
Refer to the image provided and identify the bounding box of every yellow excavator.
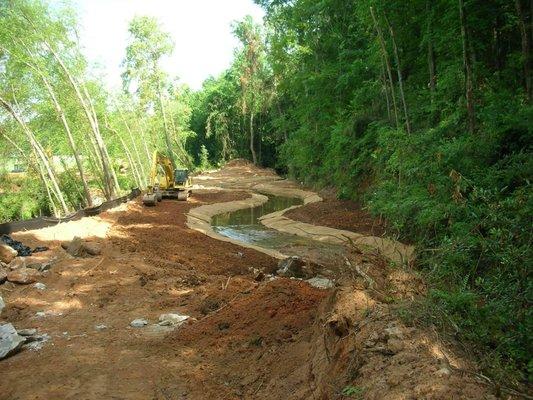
[142,150,192,206]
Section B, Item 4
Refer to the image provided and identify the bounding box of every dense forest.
[0,0,531,386]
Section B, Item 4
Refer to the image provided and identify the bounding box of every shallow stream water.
[211,195,308,249]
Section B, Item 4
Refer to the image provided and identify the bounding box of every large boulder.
[7,268,40,284]
[0,323,26,359]
[0,244,17,264]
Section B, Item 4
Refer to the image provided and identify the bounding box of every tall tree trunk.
[249,112,257,165]
[386,18,411,134]
[13,43,93,205]
[515,0,532,101]
[117,108,146,188]
[36,68,93,206]
[158,88,176,170]
[370,7,400,129]
[137,120,152,161]
[458,0,476,133]
[0,96,69,214]
[81,83,121,193]
[43,41,118,198]
[381,58,392,122]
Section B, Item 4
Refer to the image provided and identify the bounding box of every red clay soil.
[0,178,500,399]
[286,197,388,237]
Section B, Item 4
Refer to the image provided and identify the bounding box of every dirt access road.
[1,161,498,399]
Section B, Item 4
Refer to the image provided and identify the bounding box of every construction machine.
[142,150,192,206]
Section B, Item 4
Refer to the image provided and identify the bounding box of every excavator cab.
[174,169,189,184]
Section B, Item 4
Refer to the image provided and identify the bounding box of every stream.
[211,195,347,266]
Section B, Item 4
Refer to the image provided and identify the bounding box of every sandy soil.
[0,163,500,400]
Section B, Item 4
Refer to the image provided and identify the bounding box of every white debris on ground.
[130,319,148,328]
[306,276,335,289]
[158,313,190,326]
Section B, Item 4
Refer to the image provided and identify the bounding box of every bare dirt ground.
[285,196,388,237]
[0,162,502,400]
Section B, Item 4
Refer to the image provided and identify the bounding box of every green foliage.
[199,145,211,170]
[0,173,49,222]
[341,385,365,398]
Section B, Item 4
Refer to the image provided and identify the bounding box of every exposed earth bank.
[0,162,501,399]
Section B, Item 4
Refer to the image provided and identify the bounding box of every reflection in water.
[211,195,313,249]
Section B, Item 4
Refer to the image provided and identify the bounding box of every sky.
[55,0,265,91]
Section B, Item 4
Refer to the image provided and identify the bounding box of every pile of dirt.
[286,198,388,237]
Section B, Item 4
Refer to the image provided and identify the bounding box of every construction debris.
[0,235,48,257]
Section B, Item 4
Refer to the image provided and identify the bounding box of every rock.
[66,237,84,257]
[17,328,37,336]
[95,324,108,331]
[0,243,17,264]
[0,295,4,315]
[387,338,405,353]
[33,282,46,290]
[65,237,102,257]
[83,242,101,256]
[0,323,26,359]
[306,277,334,289]
[8,257,26,270]
[384,326,404,340]
[130,319,148,328]
[0,234,38,256]
[26,260,52,272]
[35,310,62,318]
[158,313,189,326]
[0,268,7,284]
[7,268,41,284]
[276,256,306,278]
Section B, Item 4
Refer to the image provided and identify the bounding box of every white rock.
[0,295,4,315]
[0,323,26,359]
[130,319,148,328]
[95,324,108,331]
[33,283,46,290]
[158,313,189,326]
[306,277,334,289]
[35,310,62,318]
[17,328,37,336]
